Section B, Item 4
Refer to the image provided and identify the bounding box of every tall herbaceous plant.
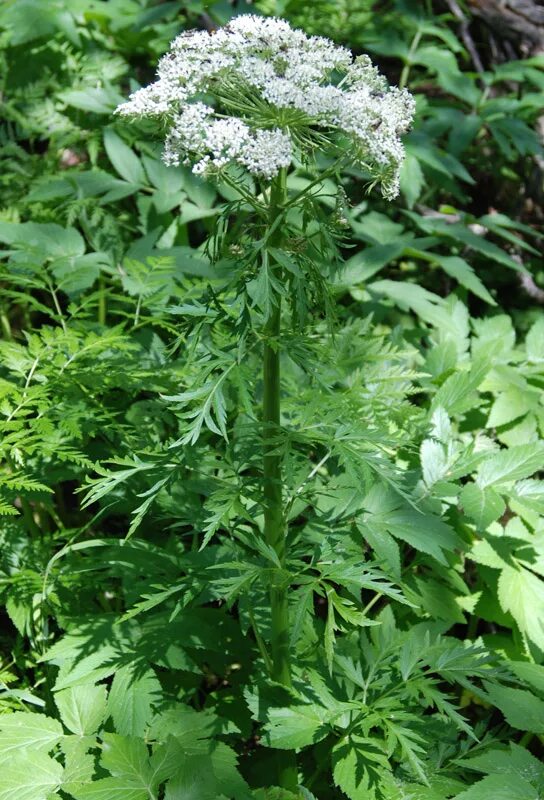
[117,14,414,796]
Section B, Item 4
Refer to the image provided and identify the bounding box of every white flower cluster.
[116,15,415,197]
[162,102,292,179]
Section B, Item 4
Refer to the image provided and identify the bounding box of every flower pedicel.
[116,14,415,198]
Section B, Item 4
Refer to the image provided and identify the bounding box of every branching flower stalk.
[116,13,414,794]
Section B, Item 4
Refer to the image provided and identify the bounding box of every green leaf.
[456,742,544,783]
[360,526,401,580]
[510,480,544,514]
[163,743,251,800]
[433,255,496,305]
[338,242,405,284]
[62,86,123,114]
[332,736,391,800]
[263,704,332,750]
[420,439,449,488]
[103,129,145,185]
[483,682,544,733]
[407,138,474,185]
[0,0,63,44]
[487,387,536,428]
[411,576,465,623]
[107,666,162,737]
[246,259,283,316]
[68,777,147,800]
[148,737,184,789]
[432,358,490,415]
[379,507,459,565]
[406,213,526,273]
[0,752,63,800]
[142,156,184,195]
[369,281,445,328]
[400,152,425,209]
[254,789,301,800]
[476,444,544,488]
[510,661,544,694]
[352,211,405,244]
[0,221,85,259]
[459,484,505,529]
[100,734,153,789]
[452,773,537,800]
[526,318,544,362]
[0,711,64,757]
[55,684,108,736]
[498,565,544,650]
[62,737,96,788]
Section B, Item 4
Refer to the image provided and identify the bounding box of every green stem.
[20,497,41,539]
[46,282,67,334]
[283,159,345,210]
[263,167,299,794]
[98,275,106,325]
[399,27,422,90]
[0,307,12,340]
[248,607,273,674]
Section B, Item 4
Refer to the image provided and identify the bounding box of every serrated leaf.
[411,576,465,623]
[62,737,96,788]
[246,260,282,317]
[456,742,544,783]
[459,484,505,529]
[510,480,544,514]
[163,743,251,800]
[469,538,507,569]
[452,773,537,799]
[0,711,64,757]
[432,358,489,416]
[55,684,108,736]
[434,255,496,305]
[379,508,459,565]
[360,525,401,580]
[498,565,544,650]
[68,777,147,800]
[148,737,184,789]
[0,752,63,800]
[483,682,544,733]
[510,662,544,694]
[332,736,391,800]
[107,666,162,737]
[253,789,301,800]
[263,704,331,750]
[487,388,535,428]
[476,444,544,488]
[526,318,544,362]
[420,438,449,488]
[100,733,154,793]
[0,221,85,259]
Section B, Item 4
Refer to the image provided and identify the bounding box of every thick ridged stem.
[262,167,299,793]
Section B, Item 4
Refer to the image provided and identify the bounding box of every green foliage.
[1,1,544,799]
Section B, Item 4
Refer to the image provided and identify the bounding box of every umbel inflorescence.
[116,15,415,199]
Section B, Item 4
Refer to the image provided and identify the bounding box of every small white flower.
[115,14,414,195]
[238,129,293,179]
